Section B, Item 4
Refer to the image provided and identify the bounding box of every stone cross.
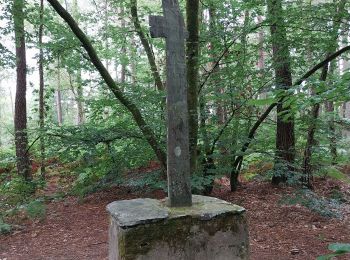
[149,0,192,207]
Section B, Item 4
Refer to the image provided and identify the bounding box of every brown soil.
[1,178,349,260]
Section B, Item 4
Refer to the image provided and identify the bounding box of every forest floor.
[0,168,350,260]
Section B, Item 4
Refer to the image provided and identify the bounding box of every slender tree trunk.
[199,95,215,195]
[186,0,200,175]
[104,0,109,71]
[120,7,127,84]
[0,83,2,147]
[267,0,295,185]
[302,0,346,184]
[76,71,84,125]
[229,45,350,191]
[343,102,350,138]
[13,0,31,180]
[56,56,63,126]
[130,37,137,84]
[8,86,14,118]
[326,100,337,164]
[302,61,329,187]
[130,0,164,91]
[38,0,46,176]
[209,6,223,125]
[257,15,267,100]
[324,0,346,164]
[340,30,350,138]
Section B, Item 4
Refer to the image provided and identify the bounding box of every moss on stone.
[108,195,249,259]
[117,213,247,259]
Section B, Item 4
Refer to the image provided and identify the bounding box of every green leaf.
[247,97,275,106]
[328,243,350,253]
[316,253,341,260]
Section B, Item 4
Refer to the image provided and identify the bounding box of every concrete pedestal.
[107,195,249,260]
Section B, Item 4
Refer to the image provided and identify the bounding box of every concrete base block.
[107,195,249,260]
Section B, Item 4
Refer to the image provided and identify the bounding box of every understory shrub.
[280,189,343,218]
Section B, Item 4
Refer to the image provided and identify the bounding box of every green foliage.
[247,97,276,106]
[317,243,350,260]
[317,167,350,183]
[25,200,46,220]
[125,171,166,191]
[191,174,216,194]
[0,219,12,235]
[72,164,115,197]
[0,0,350,232]
[0,177,36,206]
[0,147,15,169]
[281,189,342,218]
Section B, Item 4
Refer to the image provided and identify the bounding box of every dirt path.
[1,180,349,260]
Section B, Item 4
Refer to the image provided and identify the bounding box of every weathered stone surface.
[107,198,168,228]
[107,195,249,260]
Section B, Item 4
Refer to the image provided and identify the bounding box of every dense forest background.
[0,1,350,257]
[0,0,350,259]
[1,0,349,189]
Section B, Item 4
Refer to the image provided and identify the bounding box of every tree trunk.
[326,100,337,164]
[343,102,350,138]
[199,96,215,195]
[302,0,346,185]
[130,0,164,91]
[38,0,46,176]
[324,0,346,164]
[186,0,200,175]
[76,70,84,125]
[302,61,329,187]
[209,6,223,126]
[229,45,350,190]
[257,15,267,100]
[13,0,31,180]
[267,0,295,185]
[0,82,2,147]
[104,0,109,71]
[8,85,14,118]
[56,56,63,126]
[120,7,127,84]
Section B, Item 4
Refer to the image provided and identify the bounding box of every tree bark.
[104,0,109,71]
[120,7,127,84]
[267,0,295,185]
[76,71,84,125]
[13,0,31,180]
[47,0,167,169]
[186,0,200,175]
[326,100,337,164]
[38,0,46,176]
[56,56,63,126]
[302,61,329,188]
[325,0,346,164]
[257,15,267,100]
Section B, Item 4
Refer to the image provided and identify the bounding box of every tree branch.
[294,45,350,86]
[198,22,264,94]
[46,0,167,169]
[130,0,164,91]
[232,44,350,172]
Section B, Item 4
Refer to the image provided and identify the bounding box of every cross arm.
[149,15,166,38]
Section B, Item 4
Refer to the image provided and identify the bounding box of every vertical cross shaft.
[149,0,192,207]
